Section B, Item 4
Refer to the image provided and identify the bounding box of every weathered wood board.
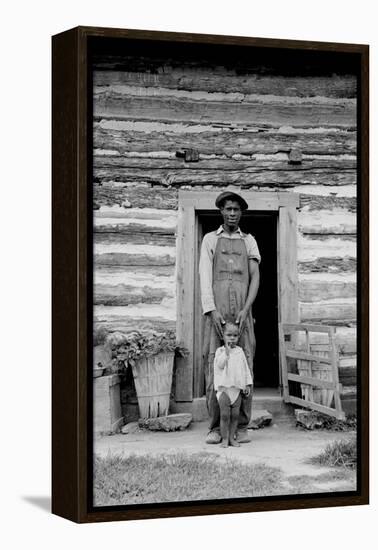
[94,91,356,127]
[94,123,357,156]
[94,69,357,97]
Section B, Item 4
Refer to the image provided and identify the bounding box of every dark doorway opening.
[195,211,279,394]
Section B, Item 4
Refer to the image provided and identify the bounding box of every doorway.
[193,210,279,397]
[175,190,299,404]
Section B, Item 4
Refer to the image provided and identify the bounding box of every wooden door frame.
[175,190,300,402]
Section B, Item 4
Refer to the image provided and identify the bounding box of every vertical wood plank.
[175,205,195,401]
[193,216,205,398]
[278,324,289,402]
[278,206,299,392]
[278,206,299,324]
[329,326,345,419]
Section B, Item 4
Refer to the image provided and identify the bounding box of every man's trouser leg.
[205,379,222,443]
[238,391,252,429]
[207,386,220,432]
[203,316,222,444]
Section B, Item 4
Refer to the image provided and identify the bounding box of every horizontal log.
[94,241,176,266]
[94,183,178,209]
[94,303,176,323]
[298,257,357,273]
[94,93,356,127]
[341,386,357,397]
[299,279,356,302]
[298,235,356,262]
[300,300,356,322]
[94,318,176,337]
[94,261,175,306]
[95,265,174,285]
[94,231,175,247]
[94,205,177,220]
[299,194,356,212]
[95,264,175,278]
[303,234,355,244]
[93,167,356,187]
[93,183,356,212]
[94,125,357,156]
[296,184,356,198]
[94,70,357,98]
[94,222,176,235]
[339,365,357,387]
[94,252,175,267]
[94,217,176,235]
[94,283,174,306]
[94,155,356,172]
[339,355,357,368]
[298,209,356,235]
[295,327,356,354]
[94,85,357,108]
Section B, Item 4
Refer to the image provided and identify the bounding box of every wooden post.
[175,204,195,401]
[193,215,205,398]
[278,205,299,393]
[278,206,299,325]
[329,326,345,420]
[278,324,289,402]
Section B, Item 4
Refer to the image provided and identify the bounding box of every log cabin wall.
[92,50,357,413]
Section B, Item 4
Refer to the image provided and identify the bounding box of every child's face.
[223,326,238,347]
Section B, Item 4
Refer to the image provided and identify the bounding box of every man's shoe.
[236,430,252,444]
[205,431,222,444]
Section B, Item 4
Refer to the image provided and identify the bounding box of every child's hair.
[223,321,238,333]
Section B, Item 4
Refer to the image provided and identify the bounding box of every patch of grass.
[316,414,357,431]
[310,437,357,469]
[94,452,287,506]
[295,412,357,431]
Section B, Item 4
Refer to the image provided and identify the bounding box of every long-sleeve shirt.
[199,226,261,314]
[214,345,253,391]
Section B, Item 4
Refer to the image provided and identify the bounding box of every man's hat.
[215,191,248,211]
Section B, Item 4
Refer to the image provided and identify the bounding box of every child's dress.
[213,345,253,404]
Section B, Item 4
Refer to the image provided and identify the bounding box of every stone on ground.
[295,409,327,430]
[248,409,273,430]
[121,421,139,434]
[139,413,193,432]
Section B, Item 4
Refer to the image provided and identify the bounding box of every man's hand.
[210,310,225,339]
[243,386,251,397]
[235,308,249,335]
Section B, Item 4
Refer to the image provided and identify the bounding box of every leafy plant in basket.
[105,330,188,419]
[105,329,188,371]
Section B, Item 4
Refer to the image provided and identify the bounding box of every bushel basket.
[131,351,174,418]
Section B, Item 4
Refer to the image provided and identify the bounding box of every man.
[199,191,260,444]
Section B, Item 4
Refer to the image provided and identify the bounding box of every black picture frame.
[52,26,369,523]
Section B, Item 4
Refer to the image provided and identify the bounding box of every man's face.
[220,200,242,229]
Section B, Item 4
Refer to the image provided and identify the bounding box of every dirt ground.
[95,419,357,495]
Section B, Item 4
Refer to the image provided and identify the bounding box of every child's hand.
[243,387,250,397]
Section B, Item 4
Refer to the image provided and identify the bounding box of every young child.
[214,322,253,448]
